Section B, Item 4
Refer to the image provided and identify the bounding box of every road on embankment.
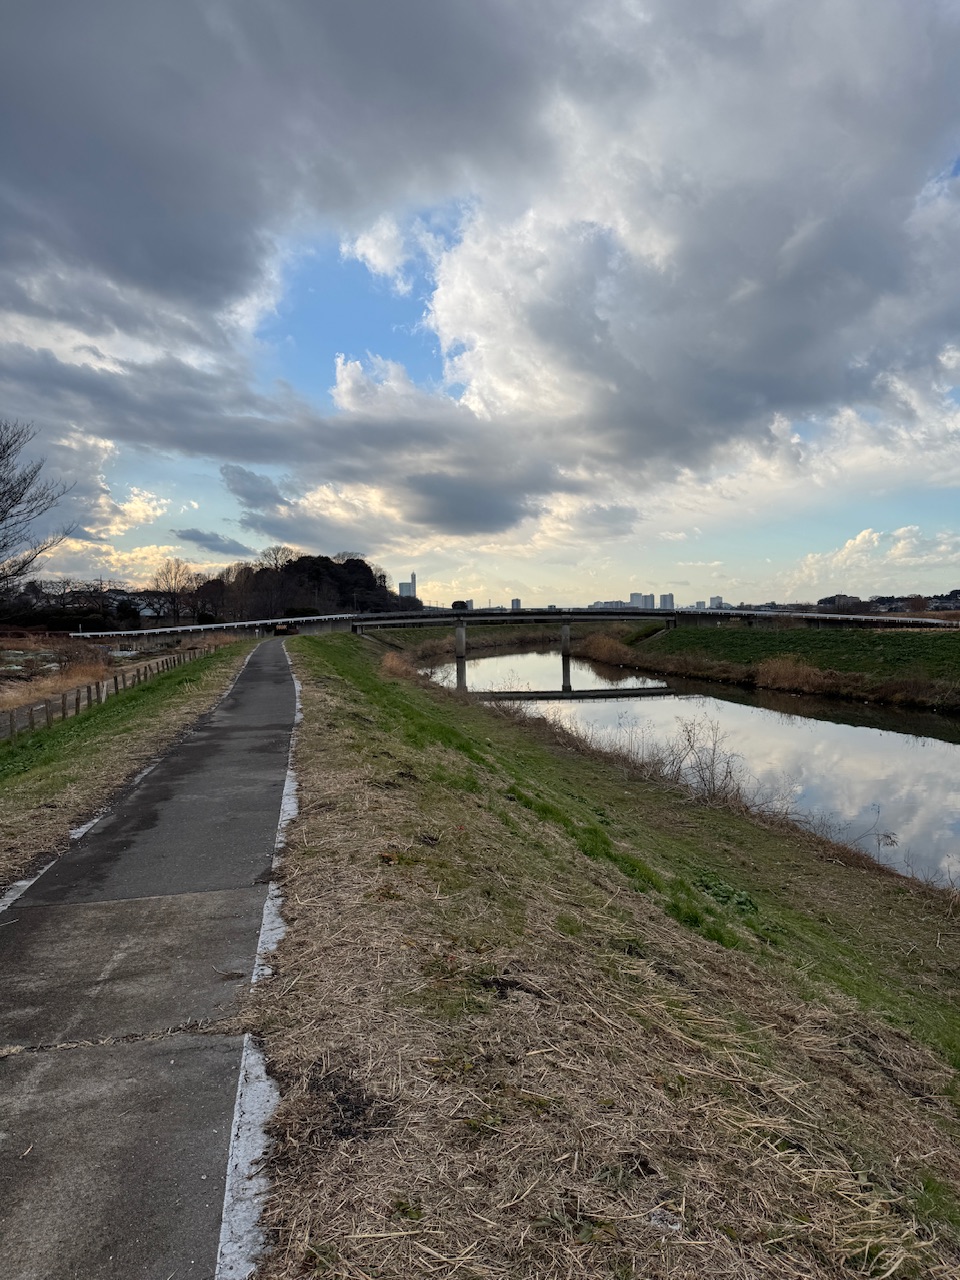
[0,639,296,1280]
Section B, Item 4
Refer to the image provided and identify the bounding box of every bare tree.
[256,544,297,572]
[152,557,196,624]
[0,420,74,588]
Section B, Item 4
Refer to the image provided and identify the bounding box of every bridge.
[68,603,960,648]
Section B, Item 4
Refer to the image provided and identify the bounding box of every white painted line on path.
[0,861,57,913]
[214,1034,279,1280]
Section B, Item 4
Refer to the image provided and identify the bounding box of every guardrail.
[1,645,220,742]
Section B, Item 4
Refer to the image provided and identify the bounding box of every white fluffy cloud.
[787,527,960,598]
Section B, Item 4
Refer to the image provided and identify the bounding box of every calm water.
[434,648,960,884]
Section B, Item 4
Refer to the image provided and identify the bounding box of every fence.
[1,645,221,742]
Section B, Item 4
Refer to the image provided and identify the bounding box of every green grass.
[645,623,960,681]
[291,633,960,1071]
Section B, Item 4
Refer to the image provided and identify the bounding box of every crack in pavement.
[0,1016,238,1059]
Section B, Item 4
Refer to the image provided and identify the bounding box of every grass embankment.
[251,633,960,1280]
[576,624,960,712]
[0,641,255,888]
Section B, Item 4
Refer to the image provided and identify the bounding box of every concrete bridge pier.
[455,621,468,692]
[561,621,572,691]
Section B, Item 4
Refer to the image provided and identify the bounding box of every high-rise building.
[659,593,675,610]
[641,593,655,609]
[629,592,643,606]
[709,595,723,609]
[511,598,521,610]
[398,571,418,599]
[695,601,705,610]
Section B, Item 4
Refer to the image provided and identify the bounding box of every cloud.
[171,527,255,557]
[220,464,289,511]
[4,0,960,583]
[786,526,960,597]
[341,216,411,293]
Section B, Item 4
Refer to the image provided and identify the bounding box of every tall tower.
[410,571,417,598]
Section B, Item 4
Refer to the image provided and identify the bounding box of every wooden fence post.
[74,688,81,716]
[44,701,52,729]
[113,675,119,694]
[86,685,92,708]
[28,706,36,731]
[61,692,68,721]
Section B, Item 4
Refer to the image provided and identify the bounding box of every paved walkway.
[0,640,296,1280]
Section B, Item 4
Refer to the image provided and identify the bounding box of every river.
[433,646,960,885]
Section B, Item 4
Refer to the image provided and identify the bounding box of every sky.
[4,0,960,608]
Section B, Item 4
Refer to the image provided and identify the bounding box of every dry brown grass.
[0,638,111,710]
[248,648,960,1279]
[0,644,253,888]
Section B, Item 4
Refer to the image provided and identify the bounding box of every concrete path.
[0,639,295,1280]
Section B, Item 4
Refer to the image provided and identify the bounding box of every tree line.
[2,548,420,630]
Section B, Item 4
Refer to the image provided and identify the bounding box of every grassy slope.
[251,634,960,1280]
[0,641,254,887]
[566,624,960,711]
[648,626,960,680]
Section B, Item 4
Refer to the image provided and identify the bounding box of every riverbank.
[249,633,960,1279]
[574,624,960,713]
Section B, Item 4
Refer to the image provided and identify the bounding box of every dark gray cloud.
[0,0,561,322]
[220,465,289,510]
[404,472,543,535]
[170,527,255,557]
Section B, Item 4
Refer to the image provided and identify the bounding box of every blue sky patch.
[255,239,444,406]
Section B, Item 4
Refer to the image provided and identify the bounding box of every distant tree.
[904,595,928,614]
[256,544,297,572]
[152,557,196,624]
[0,420,74,590]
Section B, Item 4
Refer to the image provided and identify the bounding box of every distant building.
[818,593,861,612]
[641,593,655,609]
[695,601,705,610]
[659,593,674,610]
[399,571,417,598]
[709,595,723,609]
[511,598,521,610]
[629,592,644,606]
